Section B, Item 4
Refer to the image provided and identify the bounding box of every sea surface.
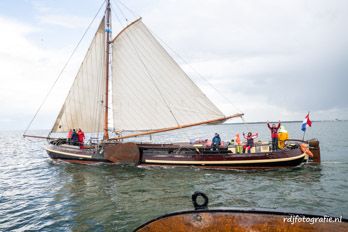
[0,121,347,231]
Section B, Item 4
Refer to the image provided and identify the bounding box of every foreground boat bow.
[135,192,347,232]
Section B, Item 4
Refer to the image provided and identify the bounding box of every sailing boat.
[24,1,320,169]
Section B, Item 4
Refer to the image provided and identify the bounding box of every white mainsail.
[111,19,225,131]
[52,18,106,133]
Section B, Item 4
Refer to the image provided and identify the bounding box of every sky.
[0,0,347,131]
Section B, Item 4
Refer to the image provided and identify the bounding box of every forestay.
[52,18,106,133]
[111,19,225,131]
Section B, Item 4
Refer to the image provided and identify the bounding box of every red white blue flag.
[301,113,312,132]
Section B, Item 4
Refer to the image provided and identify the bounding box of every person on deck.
[243,132,258,154]
[278,126,289,149]
[71,129,78,146]
[235,133,242,154]
[67,129,72,144]
[77,128,85,143]
[212,133,221,151]
[77,128,85,147]
[267,121,281,151]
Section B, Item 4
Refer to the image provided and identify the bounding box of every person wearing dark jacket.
[212,133,221,151]
[267,121,281,151]
[71,129,78,146]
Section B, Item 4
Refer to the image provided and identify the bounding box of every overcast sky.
[0,0,347,131]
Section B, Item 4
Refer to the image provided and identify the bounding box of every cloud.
[137,0,348,121]
[32,1,92,29]
[0,16,85,131]
[1,0,348,131]
[37,14,91,29]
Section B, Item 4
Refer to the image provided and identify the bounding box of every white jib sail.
[111,19,225,131]
[52,18,106,133]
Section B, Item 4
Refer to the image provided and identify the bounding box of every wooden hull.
[46,144,109,163]
[46,142,306,169]
[139,144,306,169]
[135,190,346,231]
[135,208,347,232]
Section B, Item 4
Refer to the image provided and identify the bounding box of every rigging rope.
[148,29,250,133]
[114,0,139,18]
[150,30,244,115]
[112,0,128,22]
[24,1,106,137]
[147,28,250,135]
[123,31,181,127]
[111,3,126,28]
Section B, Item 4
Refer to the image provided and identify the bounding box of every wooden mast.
[109,113,244,140]
[104,0,111,140]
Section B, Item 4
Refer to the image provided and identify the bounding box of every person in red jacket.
[67,129,72,144]
[267,121,281,151]
[77,128,85,147]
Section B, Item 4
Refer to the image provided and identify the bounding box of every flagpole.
[302,111,310,141]
[302,130,306,141]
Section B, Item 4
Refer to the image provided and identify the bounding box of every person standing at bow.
[267,121,281,151]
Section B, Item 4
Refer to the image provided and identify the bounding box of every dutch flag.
[301,113,312,132]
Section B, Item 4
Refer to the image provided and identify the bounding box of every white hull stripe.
[46,148,93,159]
[145,153,306,165]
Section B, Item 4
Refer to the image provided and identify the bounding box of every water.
[1,121,348,231]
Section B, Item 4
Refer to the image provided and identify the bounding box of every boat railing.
[285,139,307,144]
[49,138,67,146]
[89,137,102,145]
[227,141,271,153]
[49,137,101,150]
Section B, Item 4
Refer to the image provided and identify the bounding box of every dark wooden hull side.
[140,147,306,169]
[47,152,110,163]
[46,143,306,169]
[135,209,347,232]
[139,156,305,169]
[46,145,110,163]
